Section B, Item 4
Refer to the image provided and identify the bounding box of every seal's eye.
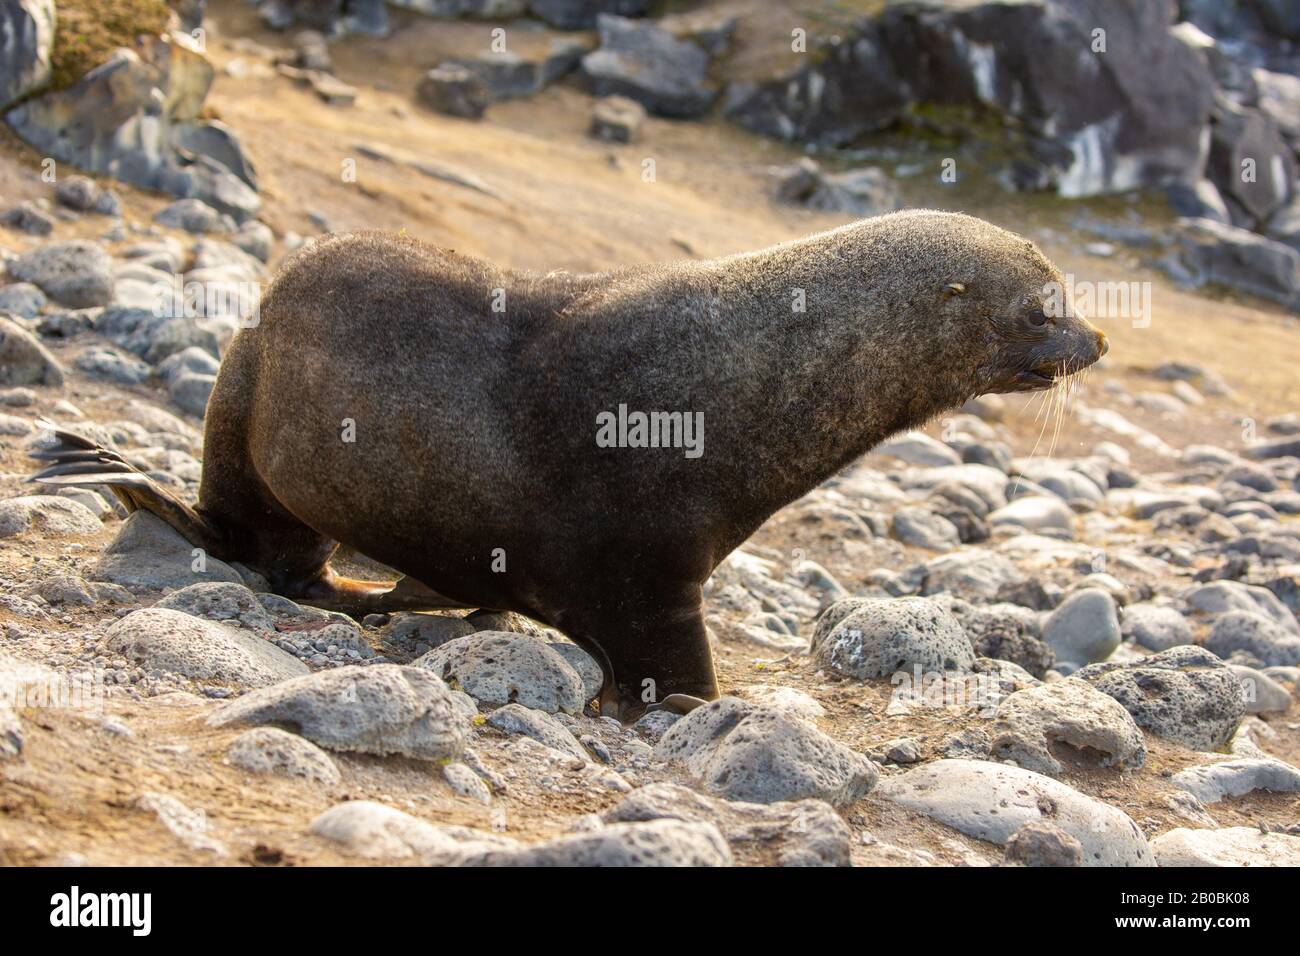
[1026,308,1049,327]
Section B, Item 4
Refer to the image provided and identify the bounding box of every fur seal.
[33,210,1107,718]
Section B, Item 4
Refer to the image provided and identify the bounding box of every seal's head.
[868,211,1108,401]
[930,216,1109,396]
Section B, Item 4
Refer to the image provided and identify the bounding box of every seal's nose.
[1096,330,1109,358]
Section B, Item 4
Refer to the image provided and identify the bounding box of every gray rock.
[415,631,586,714]
[0,0,53,112]
[547,641,603,702]
[74,346,151,385]
[1042,588,1121,667]
[442,762,491,804]
[989,495,1075,535]
[0,494,100,538]
[655,697,877,806]
[1184,580,1300,634]
[0,282,46,318]
[920,548,1027,600]
[531,0,651,30]
[590,94,646,143]
[154,198,230,234]
[1122,602,1193,651]
[378,612,476,656]
[1173,217,1299,310]
[104,607,308,687]
[876,759,1153,866]
[580,14,717,118]
[485,703,588,761]
[812,596,975,680]
[29,573,95,606]
[154,581,276,632]
[7,240,113,308]
[2,201,52,235]
[990,678,1146,775]
[469,819,732,867]
[875,430,961,467]
[1171,758,1300,804]
[1075,645,1245,751]
[309,800,517,861]
[168,369,218,417]
[93,511,245,590]
[605,781,850,866]
[209,664,471,760]
[227,727,340,784]
[1206,610,1300,666]
[416,64,490,119]
[54,175,112,213]
[0,315,63,386]
[1003,820,1085,867]
[1151,827,1300,866]
[1231,663,1292,714]
[890,506,960,551]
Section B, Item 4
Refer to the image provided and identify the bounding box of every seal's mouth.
[995,328,1109,394]
[1007,365,1062,392]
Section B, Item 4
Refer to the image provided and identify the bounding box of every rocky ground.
[1,0,1300,867]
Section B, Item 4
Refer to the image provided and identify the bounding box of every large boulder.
[0,0,54,111]
[1172,217,1300,311]
[579,14,717,118]
[5,34,260,221]
[725,0,1214,197]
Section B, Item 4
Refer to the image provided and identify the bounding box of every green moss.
[48,0,174,92]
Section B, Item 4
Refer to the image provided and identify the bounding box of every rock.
[1172,217,1300,311]
[154,198,230,234]
[6,240,114,308]
[29,573,95,606]
[1075,645,1245,751]
[0,282,46,318]
[416,64,490,118]
[485,703,587,761]
[990,495,1076,536]
[0,495,100,538]
[655,697,877,806]
[876,759,1153,866]
[1231,663,1293,713]
[890,507,960,551]
[1151,827,1300,866]
[811,596,974,679]
[134,792,225,855]
[1003,821,1085,867]
[1205,610,1300,666]
[209,665,471,760]
[442,762,491,804]
[74,346,151,385]
[605,782,850,866]
[168,369,217,417]
[875,430,961,467]
[2,201,53,235]
[590,94,645,143]
[378,612,476,655]
[1207,100,1295,229]
[531,0,651,30]
[1184,580,1299,634]
[1171,758,1300,804]
[0,700,20,759]
[0,316,63,386]
[1121,602,1193,651]
[93,511,245,590]
[415,631,586,714]
[470,819,732,867]
[227,727,340,784]
[54,176,112,213]
[1042,588,1121,668]
[547,641,603,702]
[310,800,515,861]
[6,39,261,222]
[103,608,308,687]
[725,0,1212,199]
[154,581,277,632]
[920,548,1027,600]
[989,678,1146,776]
[774,158,902,217]
[580,14,717,118]
[0,0,54,112]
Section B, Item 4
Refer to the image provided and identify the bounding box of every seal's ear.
[943,282,966,299]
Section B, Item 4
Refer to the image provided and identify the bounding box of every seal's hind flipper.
[29,426,227,555]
